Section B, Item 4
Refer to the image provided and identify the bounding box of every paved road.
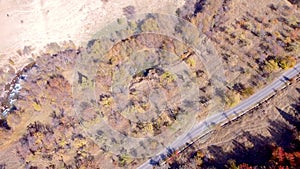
[138,63,300,168]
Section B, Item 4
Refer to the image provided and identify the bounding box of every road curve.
[138,63,300,169]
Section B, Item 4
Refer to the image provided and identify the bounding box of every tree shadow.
[203,132,271,168]
[164,107,300,168]
[0,119,11,130]
[296,88,300,94]
[276,107,300,130]
[202,118,299,168]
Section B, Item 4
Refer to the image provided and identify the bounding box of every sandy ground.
[0,0,184,70]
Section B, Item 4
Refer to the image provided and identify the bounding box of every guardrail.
[155,71,300,167]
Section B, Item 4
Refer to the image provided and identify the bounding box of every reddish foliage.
[273,147,285,164]
[238,163,253,169]
[271,146,300,168]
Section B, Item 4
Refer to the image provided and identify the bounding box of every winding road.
[138,63,300,168]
